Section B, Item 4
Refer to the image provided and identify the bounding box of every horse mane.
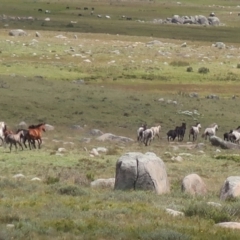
[28,123,45,129]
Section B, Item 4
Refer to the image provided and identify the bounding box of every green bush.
[198,67,209,74]
[237,63,240,69]
[186,66,193,72]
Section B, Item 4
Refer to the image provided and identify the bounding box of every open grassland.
[1,0,240,239]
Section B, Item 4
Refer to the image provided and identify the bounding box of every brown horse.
[25,123,46,149]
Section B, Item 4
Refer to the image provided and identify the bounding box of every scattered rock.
[166,208,184,217]
[90,148,99,156]
[45,124,54,131]
[13,174,25,179]
[207,202,222,207]
[35,31,41,37]
[210,136,240,149]
[96,133,134,143]
[181,173,207,195]
[215,222,240,229]
[89,129,104,136]
[91,178,115,189]
[31,177,41,181]
[9,29,27,36]
[220,176,240,200]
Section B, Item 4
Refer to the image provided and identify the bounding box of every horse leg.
[23,137,28,148]
[38,139,42,149]
[19,142,23,151]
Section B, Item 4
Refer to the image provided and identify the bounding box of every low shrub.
[57,184,88,196]
[140,229,191,240]
[184,202,231,223]
[186,66,193,72]
[237,63,240,69]
[198,67,209,74]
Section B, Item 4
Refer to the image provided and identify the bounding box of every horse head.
[197,123,201,129]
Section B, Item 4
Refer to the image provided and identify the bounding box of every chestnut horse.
[25,123,46,149]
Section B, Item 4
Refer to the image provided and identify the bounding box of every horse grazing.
[137,123,147,142]
[167,129,177,142]
[150,125,161,140]
[189,123,201,142]
[25,123,46,149]
[175,122,186,141]
[202,124,218,140]
[5,130,24,152]
[142,128,154,146]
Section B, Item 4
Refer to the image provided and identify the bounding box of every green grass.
[1,0,240,239]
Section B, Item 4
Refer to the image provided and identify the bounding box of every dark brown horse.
[25,123,46,149]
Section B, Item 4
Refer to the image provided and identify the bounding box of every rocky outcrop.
[210,136,240,149]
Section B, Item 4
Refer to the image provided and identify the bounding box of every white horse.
[142,128,154,146]
[137,124,147,142]
[230,130,240,144]
[202,124,218,140]
[189,123,201,142]
[150,125,161,140]
[0,122,6,145]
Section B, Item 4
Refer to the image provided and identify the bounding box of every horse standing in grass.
[189,123,201,142]
[24,123,46,149]
[151,125,161,140]
[5,130,24,152]
[202,124,218,140]
[142,128,154,146]
[167,128,177,142]
[175,122,186,141]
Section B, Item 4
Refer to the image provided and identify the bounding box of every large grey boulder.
[197,15,209,25]
[208,16,220,26]
[210,136,240,149]
[220,176,240,200]
[114,152,169,194]
[181,173,207,195]
[9,29,27,36]
[171,15,184,24]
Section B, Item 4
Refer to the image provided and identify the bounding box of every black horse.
[167,129,177,142]
[175,122,186,141]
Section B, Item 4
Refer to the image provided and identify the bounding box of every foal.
[5,130,24,152]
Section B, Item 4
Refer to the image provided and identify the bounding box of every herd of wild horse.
[0,122,46,152]
[137,122,240,146]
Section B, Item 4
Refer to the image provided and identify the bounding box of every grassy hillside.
[1,0,240,239]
